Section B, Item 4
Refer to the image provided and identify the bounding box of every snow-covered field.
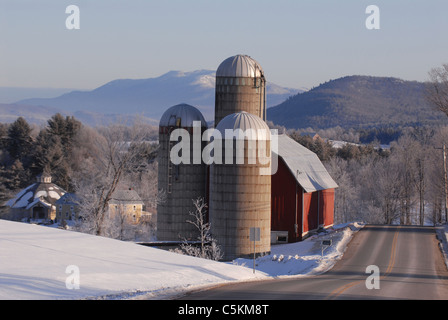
[0,219,364,300]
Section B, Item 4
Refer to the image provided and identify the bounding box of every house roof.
[6,176,66,209]
[55,193,79,205]
[273,134,338,193]
[26,198,52,210]
[109,189,144,205]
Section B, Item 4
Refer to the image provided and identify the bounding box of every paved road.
[181,225,448,300]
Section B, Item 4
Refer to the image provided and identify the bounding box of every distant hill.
[0,104,159,127]
[11,70,300,124]
[267,76,442,129]
[0,87,75,104]
[0,103,62,124]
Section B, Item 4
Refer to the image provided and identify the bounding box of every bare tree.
[427,64,448,117]
[173,197,222,261]
[324,157,357,223]
[375,157,402,224]
[106,204,134,241]
[428,127,448,225]
[391,135,420,224]
[73,121,149,236]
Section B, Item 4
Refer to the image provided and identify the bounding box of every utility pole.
[444,144,448,223]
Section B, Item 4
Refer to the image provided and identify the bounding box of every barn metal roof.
[216,54,264,78]
[159,103,207,128]
[215,111,270,140]
[274,134,338,193]
[6,177,66,209]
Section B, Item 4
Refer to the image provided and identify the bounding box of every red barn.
[271,135,338,243]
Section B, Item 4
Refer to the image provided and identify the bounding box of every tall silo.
[157,103,208,241]
[214,54,266,127]
[209,111,271,261]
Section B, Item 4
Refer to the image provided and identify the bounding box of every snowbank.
[0,219,364,300]
[232,222,363,278]
[436,224,448,269]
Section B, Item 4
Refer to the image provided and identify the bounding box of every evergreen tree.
[6,117,33,163]
[30,114,82,191]
[0,123,7,150]
[33,129,70,187]
[47,113,81,154]
[3,159,31,190]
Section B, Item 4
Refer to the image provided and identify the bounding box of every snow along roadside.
[436,224,448,270]
[0,220,364,300]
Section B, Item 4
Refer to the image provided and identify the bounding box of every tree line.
[3,113,448,231]
[0,114,82,199]
[285,125,448,226]
[2,91,448,240]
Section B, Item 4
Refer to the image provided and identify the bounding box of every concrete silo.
[209,111,271,261]
[157,103,208,241]
[214,54,266,127]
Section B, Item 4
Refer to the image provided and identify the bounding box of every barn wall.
[319,189,335,227]
[271,158,303,242]
[302,191,319,237]
[271,157,336,242]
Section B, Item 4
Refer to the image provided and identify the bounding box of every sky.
[1,0,448,91]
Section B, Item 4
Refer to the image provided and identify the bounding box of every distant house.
[56,193,80,225]
[108,189,149,224]
[6,174,66,222]
[300,132,322,141]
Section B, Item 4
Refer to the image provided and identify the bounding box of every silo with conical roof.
[157,103,208,241]
[209,111,271,261]
[214,54,266,127]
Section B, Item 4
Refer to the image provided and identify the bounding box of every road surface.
[181,225,448,300]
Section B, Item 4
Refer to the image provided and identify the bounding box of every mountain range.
[3,70,300,126]
[0,73,443,130]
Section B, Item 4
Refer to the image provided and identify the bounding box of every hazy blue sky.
[1,0,447,90]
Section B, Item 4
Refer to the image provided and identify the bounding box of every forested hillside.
[267,76,443,129]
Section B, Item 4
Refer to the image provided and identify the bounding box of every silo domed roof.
[216,54,264,78]
[159,103,207,128]
[215,111,270,140]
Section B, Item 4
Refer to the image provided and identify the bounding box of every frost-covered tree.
[173,197,222,261]
[73,121,151,236]
[427,64,448,118]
